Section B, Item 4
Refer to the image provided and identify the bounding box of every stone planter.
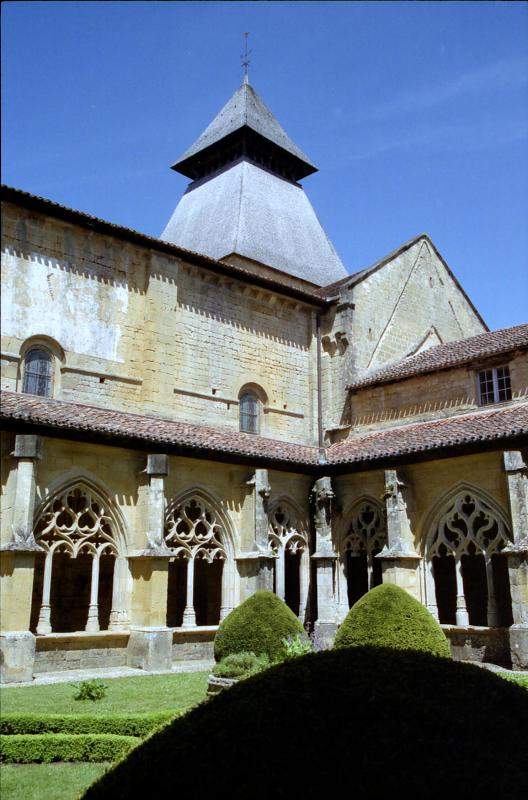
[206,674,239,697]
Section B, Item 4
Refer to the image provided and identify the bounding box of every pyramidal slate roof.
[172,79,316,177]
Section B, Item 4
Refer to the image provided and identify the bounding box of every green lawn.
[1,763,109,800]
[0,672,208,716]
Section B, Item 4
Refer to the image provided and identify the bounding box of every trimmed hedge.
[0,733,139,763]
[0,712,176,738]
[334,583,451,658]
[214,590,305,662]
[81,648,528,799]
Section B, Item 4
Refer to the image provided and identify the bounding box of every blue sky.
[2,1,527,329]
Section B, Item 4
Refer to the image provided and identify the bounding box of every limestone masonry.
[1,78,527,682]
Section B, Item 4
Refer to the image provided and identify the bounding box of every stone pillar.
[378,469,421,600]
[454,556,469,626]
[36,550,53,635]
[181,557,196,628]
[127,454,172,670]
[0,435,43,683]
[85,553,101,633]
[311,477,338,647]
[109,556,130,630]
[503,451,528,669]
[237,469,275,596]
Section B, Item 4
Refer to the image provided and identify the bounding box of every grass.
[0,763,109,800]
[500,672,528,689]
[0,672,209,716]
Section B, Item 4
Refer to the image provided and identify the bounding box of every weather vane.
[241,32,251,82]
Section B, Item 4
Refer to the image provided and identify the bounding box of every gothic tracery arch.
[338,497,387,613]
[424,486,513,628]
[164,489,236,628]
[30,480,129,635]
[268,498,309,619]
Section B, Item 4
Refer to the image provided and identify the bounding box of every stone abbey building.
[1,79,527,682]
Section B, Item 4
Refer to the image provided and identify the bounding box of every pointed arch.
[268,496,310,620]
[30,475,130,635]
[422,483,513,629]
[337,495,387,615]
[164,486,238,628]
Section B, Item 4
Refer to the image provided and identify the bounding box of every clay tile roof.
[0,391,319,468]
[348,324,528,392]
[327,401,528,465]
[2,391,527,470]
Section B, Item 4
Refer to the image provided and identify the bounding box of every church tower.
[161,78,348,287]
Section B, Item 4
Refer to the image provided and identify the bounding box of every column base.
[0,631,36,684]
[509,624,528,670]
[126,627,173,671]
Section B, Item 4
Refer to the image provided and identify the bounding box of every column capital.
[13,434,42,461]
[377,539,421,561]
[146,454,169,477]
[503,450,527,474]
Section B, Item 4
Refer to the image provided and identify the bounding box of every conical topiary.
[214,590,305,662]
[333,583,451,658]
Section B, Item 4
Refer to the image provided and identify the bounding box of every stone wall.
[34,632,129,673]
[320,237,487,431]
[1,202,318,445]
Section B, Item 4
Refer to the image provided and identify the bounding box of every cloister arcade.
[27,479,515,639]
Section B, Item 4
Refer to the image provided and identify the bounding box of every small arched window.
[22,348,53,397]
[239,392,260,434]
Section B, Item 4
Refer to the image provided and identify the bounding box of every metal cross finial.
[241,32,251,83]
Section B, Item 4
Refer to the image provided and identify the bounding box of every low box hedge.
[0,733,139,763]
[0,712,176,738]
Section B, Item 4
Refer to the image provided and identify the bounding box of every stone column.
[85,553,101,633]
[503,451,528,669]
[0,435,42,682]
[485,556,499,627]
[127,454,173,671]
[311,477,338,647]
[236,469,275,596]
[36,549,53,635]
[378,469,421,600]
[181,557,196,628]
[454,556,469,627]
[109,556,130,630]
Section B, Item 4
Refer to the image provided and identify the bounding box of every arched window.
[22,348,53,397]
[268,502,309,620]
[427,491,513,628]
[341,500,386,608]
[165,494,233,627]
[239,392,260,434]
[30,484,128,635]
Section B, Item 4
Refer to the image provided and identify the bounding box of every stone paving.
[0,660,214,688]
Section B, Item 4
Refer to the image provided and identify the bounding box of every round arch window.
[22,348,53,397]
[239,392,260,434]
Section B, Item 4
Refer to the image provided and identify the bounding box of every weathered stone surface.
[0,631,36,684]
[126,627,173,671]
[443,625,511,668]
[509,625,528,671]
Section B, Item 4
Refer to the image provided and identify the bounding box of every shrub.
[280,634,313,661]
[213,591,304,662]
[334,584,451,658]
[74,680,108,702]
[0,733,138,763]
[0,713,176,738]
[212,652,270,679]
[81,648,528,799]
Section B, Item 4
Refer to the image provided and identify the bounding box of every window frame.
[239,391,261,434]
[476,364,512,406]
[22,346,54,398]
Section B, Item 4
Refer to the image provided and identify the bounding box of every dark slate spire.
[171,80,317,182]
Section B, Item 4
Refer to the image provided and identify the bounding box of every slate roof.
[348,324,528,392]
[173,81,316,177]
[2,391,526,470]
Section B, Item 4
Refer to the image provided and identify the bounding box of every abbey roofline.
[0,185,329,308]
